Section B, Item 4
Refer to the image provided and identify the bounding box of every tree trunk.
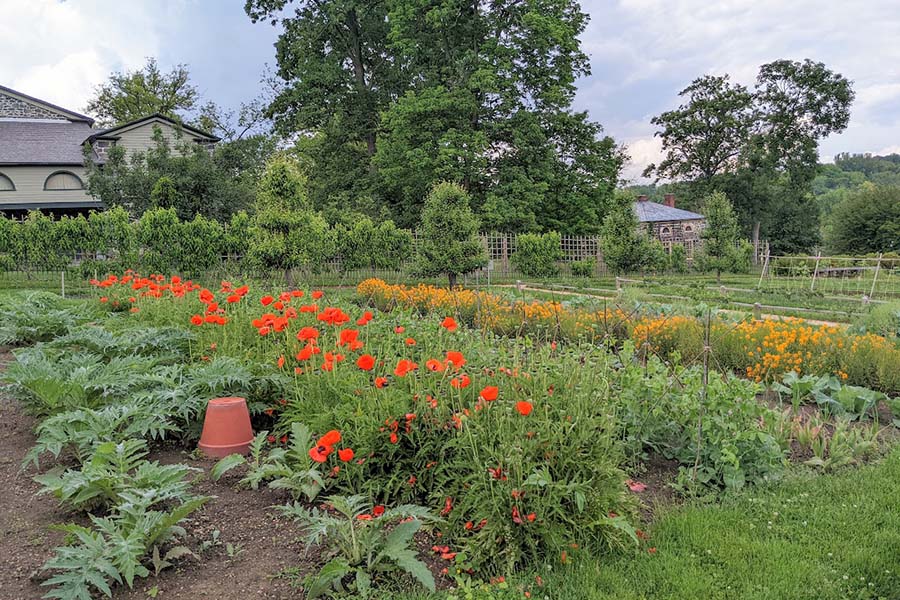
[448,272,457,288]
[346,8,376,160]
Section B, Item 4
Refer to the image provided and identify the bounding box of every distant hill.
[815,153,900,217]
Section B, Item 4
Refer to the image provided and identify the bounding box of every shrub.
[512,232,563,278]
[416,181,487,287]
[570,258,595,278]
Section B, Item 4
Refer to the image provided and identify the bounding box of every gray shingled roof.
[633,200,704,223]
[0,121,94,164]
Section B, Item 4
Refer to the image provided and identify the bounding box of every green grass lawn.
[403,448,900,599]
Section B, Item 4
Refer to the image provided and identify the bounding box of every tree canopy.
[645,59,855,254]
[246,0,623,233]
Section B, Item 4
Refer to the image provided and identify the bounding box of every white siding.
[0,165,92,206]
[112,121,202,156]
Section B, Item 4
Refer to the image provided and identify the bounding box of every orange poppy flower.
[277,355,285,369]
[227,294,241,303]
[515,401,533,416]
[479,386,499,401]
[405,337,416,346]
[261,295,274,306]
[450,374,471,389]
[394,326,405,334]
[441,316,458,332]
[374,376,389,388]
[312,290,324,299]
[190,314,203,326]
[338,448,354,462]
[296,344,315,361]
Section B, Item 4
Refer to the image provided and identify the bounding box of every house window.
[0,172,14,191]
[44,171,84,191]
[684,225,693,233]
[660,226,671,236]
[685,240,695,258]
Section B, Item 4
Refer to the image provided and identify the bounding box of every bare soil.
[0,347,452,599]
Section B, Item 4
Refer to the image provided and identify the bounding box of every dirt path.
[0,347,305,599]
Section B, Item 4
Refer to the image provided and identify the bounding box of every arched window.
[684,225,693,233]
[660,226,671,236]
[44,171,84,191]
[0,173,14,191]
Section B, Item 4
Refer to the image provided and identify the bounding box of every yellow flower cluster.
[631,313,899,392]
[357,279,630,341]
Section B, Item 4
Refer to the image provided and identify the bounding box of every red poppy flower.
[277,355,285,369]
[389,432,399,444]
[356,354,375,371]
[338,329,359,347]
[356,514,372,521]
[511,506,523,524]
[100,297,109,303]
[261,295,274,306]
[515,401,533,416]
[227,294,241,303]
[479,386,499,401]
[526,512,536,522]
[198,289,214,304]
[445,351,466,368]
[190,314,203,326]
[440,497,453,516]
[309,445,331,463]
[296,344,315,361]
[291,290,304,298]
[425,359,445,372]
[405,337,416,346]
[394,359,418,377]
[372,505,385,517]
[319,430,341,447]
[441,316,458,331]
[394,325,405,334]
[308,290,322,299]
[273,301,284,311]
[297,327,319,341]
[338,448,354,462]
[374,376,389,388]
[258,326,271,336]
[450,374,471,389]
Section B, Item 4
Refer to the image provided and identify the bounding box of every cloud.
[576,0,900,182]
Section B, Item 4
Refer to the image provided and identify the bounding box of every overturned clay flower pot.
[198,397,254,458]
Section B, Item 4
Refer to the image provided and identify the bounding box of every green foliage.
[211,423,326,502]
[646,59,854,253]
[34,439,197,512]
[84,57,198,127]
[697,192,740,280]
[0,292,94,346]
[668,244,688,273]
[150,176,181,209]
[827,184,900,254]
[250,0,622,231]
[279,494,438,598]
[512,232,563,278]
[617,352,785,491]
[570,258,595,278]
[332,216,414,271]
[600,193,648,275]
[416,182,487,286]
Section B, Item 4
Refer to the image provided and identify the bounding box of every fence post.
[757,246,770,290]
[870,253,883,300]
[61,271,65,299]
[810,251,821,292]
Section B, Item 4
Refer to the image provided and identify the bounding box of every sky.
[2,0,899,182]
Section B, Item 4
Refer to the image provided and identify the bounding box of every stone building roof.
[633,199,704,223]
[0,120,96,165]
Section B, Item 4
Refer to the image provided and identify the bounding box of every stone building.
[633,194,706,257]
[0,84,219,218]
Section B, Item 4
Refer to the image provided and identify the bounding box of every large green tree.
[248,0,623,232]
[646,59,854,253]
[698,191,739,282]
[827,184,900,254]
[85,58,199,127]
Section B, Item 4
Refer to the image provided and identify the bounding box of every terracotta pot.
[198,397,254,458]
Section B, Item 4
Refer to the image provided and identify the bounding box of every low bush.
[512,232,563,278]
[570,258,595,278]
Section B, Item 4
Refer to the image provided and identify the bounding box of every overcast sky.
[2,0,898,182]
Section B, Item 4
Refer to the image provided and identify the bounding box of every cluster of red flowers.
[307,429,354,464]
[91,272,202,299]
